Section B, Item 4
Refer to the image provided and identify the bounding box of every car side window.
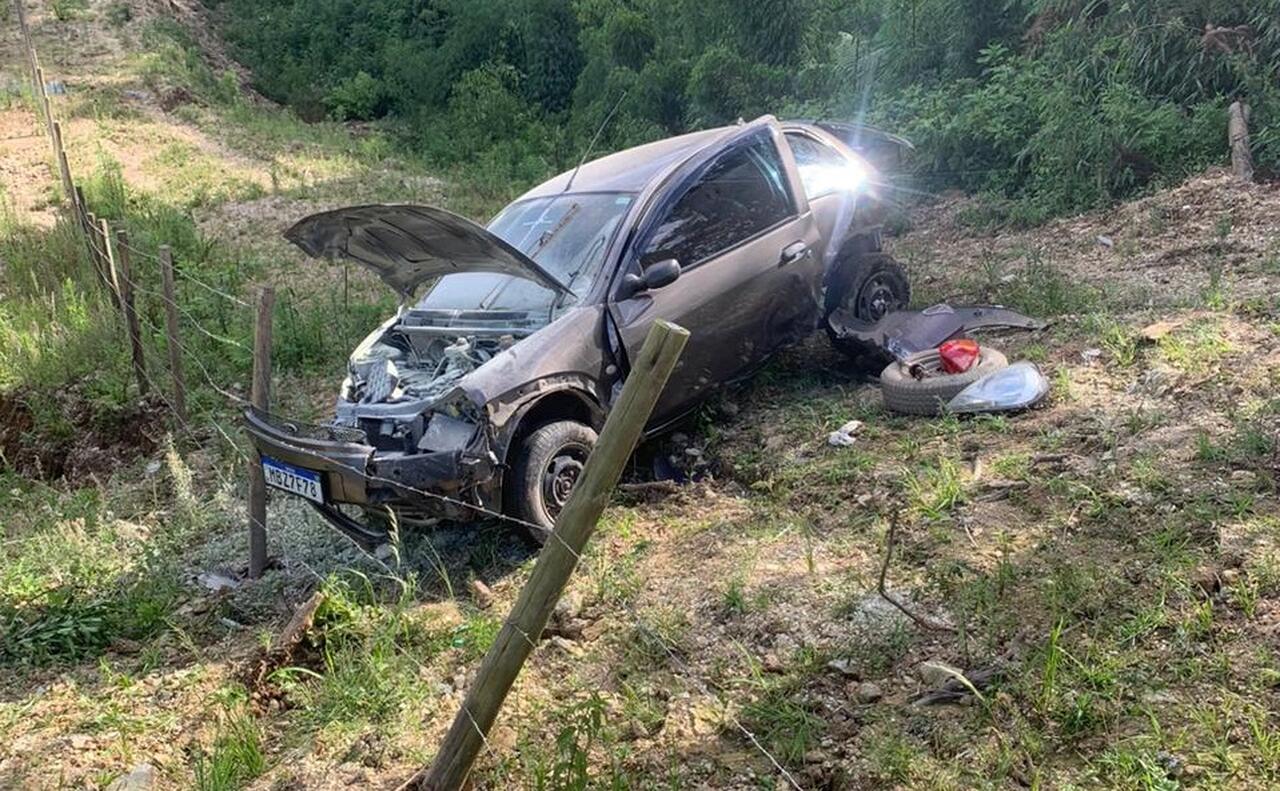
[786,132,852,199]
[638,132,794,270]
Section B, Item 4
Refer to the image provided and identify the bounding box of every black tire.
[880,348,1008,416]
[824,251,912,367]
[509,420,598,543]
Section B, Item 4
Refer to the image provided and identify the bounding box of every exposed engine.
[341,307,536,407]
[344,332,510,405]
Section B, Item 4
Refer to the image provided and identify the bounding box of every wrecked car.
[245,115,912,545]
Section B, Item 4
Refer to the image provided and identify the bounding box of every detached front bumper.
[242,407,495,545]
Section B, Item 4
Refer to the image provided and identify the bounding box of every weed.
[1051,365,1074,402]
[739,675,825,768]
[105,1,132,26]
[192,712,265,791]
[905,457,965,521]
[1095,318,1139,367]
[1004,256,1099,316]
[51,0,88,21]
[1159,320,1231,371]
[720,578,749,615]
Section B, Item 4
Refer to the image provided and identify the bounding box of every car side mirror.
[622,259,681,298]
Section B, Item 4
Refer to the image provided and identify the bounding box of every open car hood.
[284,204,571,300]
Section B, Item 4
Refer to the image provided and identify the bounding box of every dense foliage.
[208,0,1280,222]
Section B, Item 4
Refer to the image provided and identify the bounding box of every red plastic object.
[939,339,980,374]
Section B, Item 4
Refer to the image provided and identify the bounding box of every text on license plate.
[261,456,323,503]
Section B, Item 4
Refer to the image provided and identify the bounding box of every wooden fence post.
[404,320,690,791]
[98,217,122,308]
[248,286,275,579]
[1229,101,1254,183]
[13,0,38,93]
[114,230,149,397]
[34,65,52,138]
[51,121,73,200]
[158,246,188,422]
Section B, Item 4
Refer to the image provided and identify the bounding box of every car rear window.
[639,132,794,269]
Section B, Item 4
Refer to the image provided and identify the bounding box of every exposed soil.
[0,386,167,483]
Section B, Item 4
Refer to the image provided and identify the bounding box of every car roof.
[518,125,737,200]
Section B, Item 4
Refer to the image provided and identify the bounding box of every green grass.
[193,710,266,791]
[0,472,193,665]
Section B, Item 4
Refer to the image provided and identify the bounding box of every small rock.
[803,749,830,765]
[1081,348,1102,363]
[144,460,162,476]
[69,734,93,750]
[1140,320,1177,342]
[917,660,957,688]
[549,635,582,656]
[1157,750,1183,778]
[1221,569,1240,585]
[554,590,583,622]
[853,681,883,704]
[469,579,494,609]
[106,763,156,791]
[1192,566,1221,596]
[1130,363,1181,398]
[197,572,239,593]
[826,658,859,678]
[1096,235,1115,248]
[1230,469,1256,486]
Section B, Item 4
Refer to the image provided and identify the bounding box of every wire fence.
[10,5,809,785]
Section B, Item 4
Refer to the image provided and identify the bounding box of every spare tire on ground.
[880,348,1008,416]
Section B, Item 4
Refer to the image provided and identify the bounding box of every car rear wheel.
[510,420,598,543]
[825,251,911,368]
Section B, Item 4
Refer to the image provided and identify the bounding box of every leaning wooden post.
[1229,101,1254,183]
[34,65,53,138]
[247,286,275,579]
[51,121,73,200]
[404,320,690,791]
[114,230,149,397]
[158,246,188,422]
[13,0,38,93]
[98,217,123,309]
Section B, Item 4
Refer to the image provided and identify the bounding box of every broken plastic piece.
[827,419,864,447]
[947,362,1050,414]
[938,339,980,374]
[829,303,1046,361]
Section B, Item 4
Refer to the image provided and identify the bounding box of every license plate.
[261,456,323,504]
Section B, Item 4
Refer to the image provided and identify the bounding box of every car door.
[610,119,823,421]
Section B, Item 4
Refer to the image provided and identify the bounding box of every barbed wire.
[114,239,254,309]
[85,235,255,359]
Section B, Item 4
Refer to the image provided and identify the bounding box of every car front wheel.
[825,251,911,369]
[509,420,598,543]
